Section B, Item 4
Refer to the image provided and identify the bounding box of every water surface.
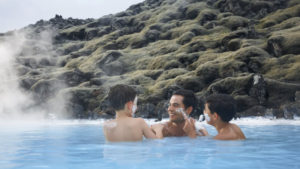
[0,119,299,169]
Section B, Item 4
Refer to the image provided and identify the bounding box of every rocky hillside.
[2,0,300,120]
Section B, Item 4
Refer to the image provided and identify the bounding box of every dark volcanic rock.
[249,74,267,106]
[135,103,156,118]
[239,106,267,117]
[4,0,300,119]
[265,79,300,109]
[282,102,300,119]
[296,91,300,102]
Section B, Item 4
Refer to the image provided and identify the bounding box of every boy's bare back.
[214,123,246,140]
[103,117,162,142]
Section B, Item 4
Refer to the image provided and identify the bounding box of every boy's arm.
[198,126,209,136]
[139,118,164,139]
[151,124,165,139]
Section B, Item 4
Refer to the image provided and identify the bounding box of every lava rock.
[296,91,300,102]
[135,103,156,118]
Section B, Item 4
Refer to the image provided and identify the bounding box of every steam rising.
[0,31,67,120]
[0,34,33,118]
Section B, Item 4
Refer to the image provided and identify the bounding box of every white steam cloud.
[0,31,68,120]
[0,34,34,118]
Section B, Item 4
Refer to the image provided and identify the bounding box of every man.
[199,94,246,140]
[152,89,208,138]
[103,84,164,142]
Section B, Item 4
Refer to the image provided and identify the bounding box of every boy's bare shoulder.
[214,123,246,140]
[103,120,118,129]
[132,117,146,123]
[230,123,240,129]
[229,123,246,140]
[230,123,245,133]
[103,120,116,125]
[214,132,238,140]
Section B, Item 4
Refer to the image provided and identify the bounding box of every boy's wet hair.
[108,84,137,111]
[173,89,198,113]
[205,94,237,122]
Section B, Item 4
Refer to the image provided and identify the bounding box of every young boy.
[103,84,164,142]
[199,94,246,140]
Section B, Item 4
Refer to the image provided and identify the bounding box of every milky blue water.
[0,119,300,169]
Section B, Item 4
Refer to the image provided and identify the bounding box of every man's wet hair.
[108,84,137,111]
[205,94,237,122]
[173,89,198,113]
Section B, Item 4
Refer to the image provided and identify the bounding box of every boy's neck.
[214,121,230,133]
[115,110,131,119]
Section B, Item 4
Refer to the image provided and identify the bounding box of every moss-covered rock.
[6,0,300,119]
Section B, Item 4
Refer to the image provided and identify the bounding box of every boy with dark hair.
[152,89,208,138]
[200,94,246,140]
[103,84,164,142]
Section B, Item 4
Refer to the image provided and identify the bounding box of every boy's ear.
[213,112,219,120]
[126,101,133,110]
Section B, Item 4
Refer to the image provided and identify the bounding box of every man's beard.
[170,117,185,124]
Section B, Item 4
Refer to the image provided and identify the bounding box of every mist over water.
[0,32,67,121]
[0,34,33,119]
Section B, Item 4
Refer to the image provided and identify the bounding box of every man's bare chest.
[163,126,187,137]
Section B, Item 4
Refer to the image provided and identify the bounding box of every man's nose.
[168,105,174,112]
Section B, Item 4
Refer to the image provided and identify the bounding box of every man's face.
[203,103,213,125]
[168,95,186,123]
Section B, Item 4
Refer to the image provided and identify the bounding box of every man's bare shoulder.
[159,122,172,137]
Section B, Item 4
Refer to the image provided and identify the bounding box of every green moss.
[260,54,300,82]
[258,3,300,29]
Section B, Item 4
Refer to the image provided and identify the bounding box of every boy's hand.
[198,125,209,136]
[150,124,165,139]
[183,116,197,138]
[151,124,165,132]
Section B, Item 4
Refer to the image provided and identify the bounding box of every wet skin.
[203,103,246,140]
[153,95,198,138]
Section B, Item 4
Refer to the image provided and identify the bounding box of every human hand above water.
[183,115,197,138]
[151,123,165,132]
[151,123,165,139]
[197,125,209,136]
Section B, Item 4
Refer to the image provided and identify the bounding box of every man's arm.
[140,118,164,139]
